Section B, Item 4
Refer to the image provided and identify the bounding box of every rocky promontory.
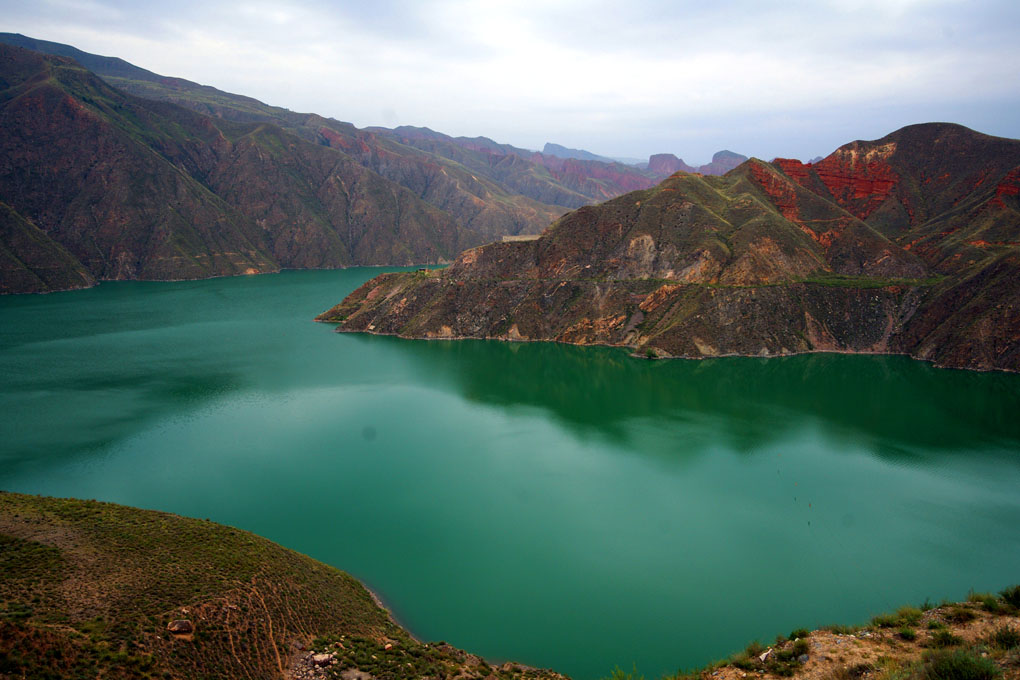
[317,124,1020,372]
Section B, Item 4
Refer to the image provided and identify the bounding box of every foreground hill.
[318,124,1020,372]
[0,491,568,680]
[3,491,1018,680]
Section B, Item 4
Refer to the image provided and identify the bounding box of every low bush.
[1000,585,1020,610]
[929,630,963,648]
[921,649,1001,680]
[989,626,1020,650]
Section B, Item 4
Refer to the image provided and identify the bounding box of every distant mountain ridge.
[319,123,1020,372]
[542,142,616,163]
[647,149,749,176]
[0,44,469,291]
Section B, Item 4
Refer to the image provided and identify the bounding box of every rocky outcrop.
[647,150,748,177]
[320,125,1020,372]
[648,153,696,175]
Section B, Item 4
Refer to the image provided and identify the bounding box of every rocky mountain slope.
[0,44,504,292]
[0,33,566,240]
[318,124,1020,372]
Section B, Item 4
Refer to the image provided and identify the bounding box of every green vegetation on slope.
[0,492,567,680]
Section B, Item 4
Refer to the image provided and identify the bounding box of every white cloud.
[0,0,1017,161]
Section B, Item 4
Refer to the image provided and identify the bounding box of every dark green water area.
[1,268,1019,680]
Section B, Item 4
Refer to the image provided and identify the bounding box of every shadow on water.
[345,334,1020,459]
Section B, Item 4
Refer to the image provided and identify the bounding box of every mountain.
[772,123,1020,270]
[1,44,499,292]
[646,150,748,176]
[0,33,567,256]
[542,142,616,163]
[371,125,664,208]
[318,123,1020,372]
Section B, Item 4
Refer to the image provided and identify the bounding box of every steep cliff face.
[0,45,499,292]
[320,124,1020,372]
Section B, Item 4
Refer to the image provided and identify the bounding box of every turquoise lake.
[1,267,1019,680]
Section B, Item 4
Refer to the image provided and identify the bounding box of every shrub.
[873,613,901,628]
[1000,585,1020,609]
[989,626,1020,650]
[944,607,976,624]
[730,641,765,670]
[826,663,875,680]
[899,627,918,641]
[898,607,923,625]
[929,630,963,648]
[825,624,864,635]
[921,649,1001,680]
[604,665,644,680]
[790,628,811,640]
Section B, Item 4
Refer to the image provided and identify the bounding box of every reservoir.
[1,268,1019,680]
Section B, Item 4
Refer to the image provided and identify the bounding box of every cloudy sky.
[2,0,1018,163]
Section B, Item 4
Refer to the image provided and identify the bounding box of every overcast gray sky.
[2,0,1018,163]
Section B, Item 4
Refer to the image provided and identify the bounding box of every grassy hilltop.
[0,492,565,680]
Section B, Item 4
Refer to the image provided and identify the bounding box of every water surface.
[1,269,1019,680]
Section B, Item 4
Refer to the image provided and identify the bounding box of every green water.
[2,268,1019,679]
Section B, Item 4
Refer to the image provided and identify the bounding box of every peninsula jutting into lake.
[319,123,1020,373]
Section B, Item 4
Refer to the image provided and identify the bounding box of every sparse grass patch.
[826,624,866,635]
[899,627,918,641]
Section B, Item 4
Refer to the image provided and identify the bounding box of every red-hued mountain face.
[774,124,1020,275]
[775,124,1020,238]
